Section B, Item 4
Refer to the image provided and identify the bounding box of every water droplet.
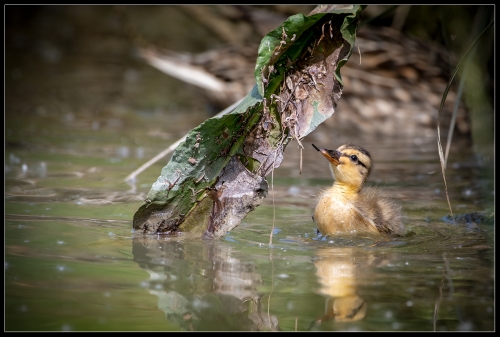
[61,324,72,331]
[9,153,20,164]
[392,322,402,329]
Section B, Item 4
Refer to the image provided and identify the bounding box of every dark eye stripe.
[342,153,367,169]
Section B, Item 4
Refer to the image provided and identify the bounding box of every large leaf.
[133,5,365,238]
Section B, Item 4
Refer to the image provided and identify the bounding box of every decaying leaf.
[133,5,365,238]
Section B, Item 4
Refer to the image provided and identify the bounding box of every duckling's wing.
[358,187,404,235]
[373,197,404,235]
[350,204,381,234]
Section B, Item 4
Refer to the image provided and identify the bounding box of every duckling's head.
[312,144,372,192]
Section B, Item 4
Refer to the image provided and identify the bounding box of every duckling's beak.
[312,144,340,166]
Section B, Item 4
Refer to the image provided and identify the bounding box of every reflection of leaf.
[133,5,365,238]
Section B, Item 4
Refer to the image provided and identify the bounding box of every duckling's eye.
[350,155,358,162]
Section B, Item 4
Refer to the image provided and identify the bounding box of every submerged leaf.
[133,5,365,238]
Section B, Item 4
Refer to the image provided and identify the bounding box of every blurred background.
[6,5,494,186]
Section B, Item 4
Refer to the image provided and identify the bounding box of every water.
[5,6,494,331]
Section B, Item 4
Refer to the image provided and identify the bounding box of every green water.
[5,5,494,332]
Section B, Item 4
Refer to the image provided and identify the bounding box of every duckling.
[312,143,403,236]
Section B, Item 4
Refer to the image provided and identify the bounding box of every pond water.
[5,6,494,332]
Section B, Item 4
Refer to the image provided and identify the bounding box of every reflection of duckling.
[313,248,367,324]
[312,144,403,236]
[315,295,367,324]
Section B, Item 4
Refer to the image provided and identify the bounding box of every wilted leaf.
[133,5,365,238]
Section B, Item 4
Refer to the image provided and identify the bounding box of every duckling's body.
[313,144,403,236]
